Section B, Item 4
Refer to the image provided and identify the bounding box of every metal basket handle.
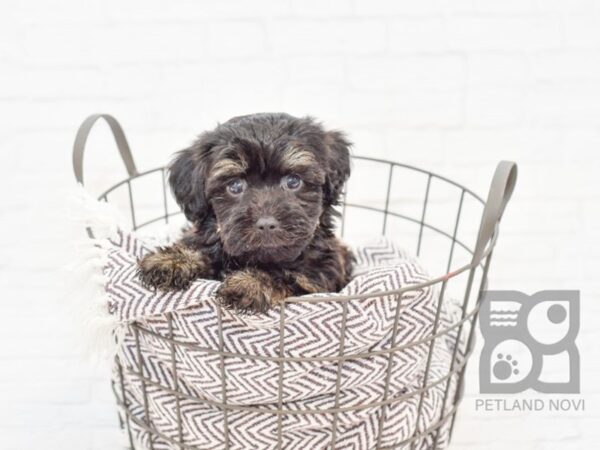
[471,160,518,265]
[73,114,138,185]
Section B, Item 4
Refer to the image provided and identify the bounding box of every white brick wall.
[0,1,598,449]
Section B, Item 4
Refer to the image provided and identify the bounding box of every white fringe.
[66,183,126,241]
[63,184,184,362]
[61,184,126,362]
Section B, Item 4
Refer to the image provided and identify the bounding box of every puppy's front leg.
[217,269,291,314]
[138,244,213,291]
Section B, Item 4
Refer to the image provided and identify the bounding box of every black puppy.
[138,113,354,313]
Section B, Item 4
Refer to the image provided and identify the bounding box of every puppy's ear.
[323,130,352,206]
[169,136,215,223]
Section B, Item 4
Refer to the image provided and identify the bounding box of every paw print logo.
[479,291,579,394]
[493,354,519,380]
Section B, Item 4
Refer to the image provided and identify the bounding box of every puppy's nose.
[256,216,279,231]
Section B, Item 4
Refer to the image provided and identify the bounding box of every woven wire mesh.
[89,155,496,450]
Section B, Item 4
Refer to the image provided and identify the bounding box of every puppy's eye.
[282,174,302,190]
[227,178,246,195]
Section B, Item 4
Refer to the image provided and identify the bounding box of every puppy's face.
[206,143,326,263]
[169,113,351,264]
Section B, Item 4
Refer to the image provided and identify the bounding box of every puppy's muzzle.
[256,215,279,232]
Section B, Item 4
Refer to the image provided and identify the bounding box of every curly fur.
[138,112,354,313]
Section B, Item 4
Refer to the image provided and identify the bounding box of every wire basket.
[73,114,517,450]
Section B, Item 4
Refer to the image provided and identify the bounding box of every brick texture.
[0,1,598,449]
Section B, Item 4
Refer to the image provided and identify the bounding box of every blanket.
[72,192,462,450]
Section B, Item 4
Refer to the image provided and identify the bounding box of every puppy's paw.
[137,245,211,291]
[217,270,288,314]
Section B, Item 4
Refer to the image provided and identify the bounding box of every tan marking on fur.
[335,239,353,284]
[288,272,321,293]
[282,147,317,170]
[138,244,210,291]
[210,158,247,180]
[140,246,203,272]
[219,269,289,312]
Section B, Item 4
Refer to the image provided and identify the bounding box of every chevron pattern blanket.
[73,193,462,450]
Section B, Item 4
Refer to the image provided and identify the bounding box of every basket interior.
[99,156,489,450]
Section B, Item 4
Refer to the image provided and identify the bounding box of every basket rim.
[95,154,495,303]
[98,155,486,204]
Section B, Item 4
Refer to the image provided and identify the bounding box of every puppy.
[137,112,354,313]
